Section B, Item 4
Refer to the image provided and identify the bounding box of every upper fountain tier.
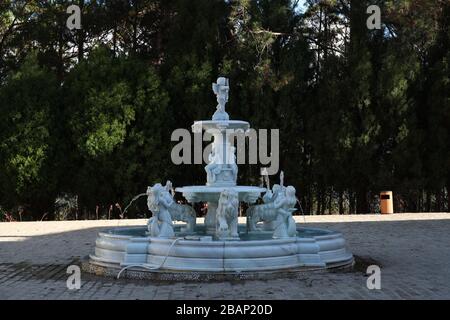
[190,77,252,187]
[176,76,265,233]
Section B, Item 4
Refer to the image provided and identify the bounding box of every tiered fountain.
[86,77,353,280]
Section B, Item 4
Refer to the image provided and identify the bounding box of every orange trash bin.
[380,191,393,214]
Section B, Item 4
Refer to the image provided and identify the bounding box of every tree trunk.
[328,189,333,214]
[420,189,425,212]
[320,187,326,215]
[437,188,443,212]
[349,191,355,214]
[307,184,313,214]
[426,191,432,212]
[113,25,117,55]
[356,188,368,214]
[447,178,450,212]
[77,0,85,61]
[317,189,321,215]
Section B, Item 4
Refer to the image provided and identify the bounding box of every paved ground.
[0,213,449,300]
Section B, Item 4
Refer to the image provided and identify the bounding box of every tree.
[0,53,60,218]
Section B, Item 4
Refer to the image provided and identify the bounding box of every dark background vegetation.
[0,0,449,220]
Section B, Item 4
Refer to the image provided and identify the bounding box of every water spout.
[122,193,147,217]
[296,197,306,223]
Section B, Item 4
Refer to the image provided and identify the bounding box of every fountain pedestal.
[205,202,217,234]
[175,185,265,235]
[187,115,262,237]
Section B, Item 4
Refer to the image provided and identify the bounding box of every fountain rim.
[175,185,267,194]
[191,119,250,132]
[98,225,342,242]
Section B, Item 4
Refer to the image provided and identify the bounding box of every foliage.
[0,0,449,218]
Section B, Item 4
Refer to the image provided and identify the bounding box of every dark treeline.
[0,0,449,220]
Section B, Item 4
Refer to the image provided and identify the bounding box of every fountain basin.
[192,120,250,133]
[176,185,266,203]
[86,224,353,279]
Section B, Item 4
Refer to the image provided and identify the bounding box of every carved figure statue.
[205,144,237,185]
[227,146,238,181]
[272,185,297,238]
[216,189,239,238]
[147,181,197,235]
[212,77,230,121]
[247,176,298,238]
[205,145,222,183]
[247,184,283,231]
[147,183,175,238]
[168,202,197,233]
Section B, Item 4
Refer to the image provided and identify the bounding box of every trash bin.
[380,191,393,214]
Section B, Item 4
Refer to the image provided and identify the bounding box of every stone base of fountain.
[85,224,354,281]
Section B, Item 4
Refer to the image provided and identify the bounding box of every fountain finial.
[212,77,230,121]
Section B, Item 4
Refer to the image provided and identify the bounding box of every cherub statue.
[271,185,297,238]
[147,183,175,238]
[247,184,283,231]
[147,182,197,235]
[205,145,222,183]
[205,143,238,185]
[226,145,238,181]
[216,189,239,238]
[247,174,298,238]
[212,77,230,121]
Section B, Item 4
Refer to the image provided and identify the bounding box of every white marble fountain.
[87,77,353,280]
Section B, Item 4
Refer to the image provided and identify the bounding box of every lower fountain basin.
[86,224,353,279]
